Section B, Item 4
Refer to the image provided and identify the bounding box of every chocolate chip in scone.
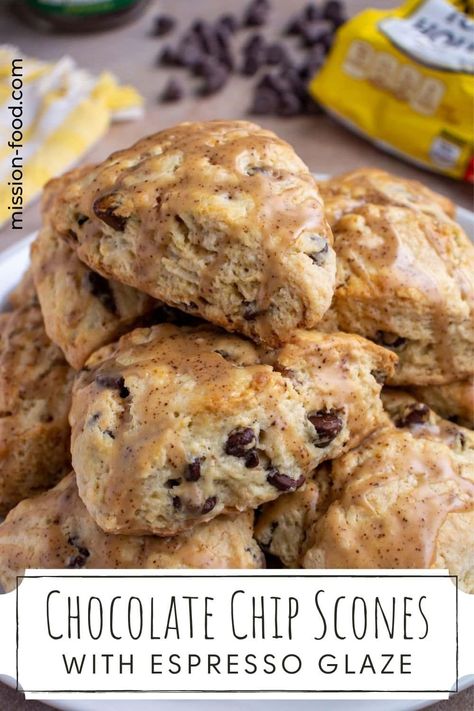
[105,429,115,439]
[308,409,343,447]
[95,374,130,399]
[242,300,259,320]
[75,213,89,226]
[185,458,203,482]
[267,469,305,491]
[395,403,430,428]
[152,14,175,37]
[165,478,181,488]
[85,271,117,315]
[66,554,88,569]
[245,450,260,468]
[172,496,182,510]
[308,236,329,265]
[93,193,128,232]
[202,496,217,514]
[375,331,407,350]
[161,78,184,102]
[225,427,256,457]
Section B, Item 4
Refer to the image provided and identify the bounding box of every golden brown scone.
[47,120,335,347]
[319,168,455,226]
[0,473,264,592]
[302,425,474,592]
[31,225,158,369]
[7,268,37,309]
[411,380,474,429]
[69,324,394,536]
[318,172,474,385]
[254,465,332,568]
[0,302,74,516]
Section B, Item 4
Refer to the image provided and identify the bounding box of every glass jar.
[16,0,149,33]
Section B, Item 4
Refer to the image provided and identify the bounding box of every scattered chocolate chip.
[395,403,430,428]
[245,450,260,468]
[225,427,256,457]
[165,478,181,488]
[244,0,270,27]
[197,64,229,95]
[305,2,322,21]
[277,92,302,117]
[308,237,329,265]
[172,496,182,510]
[283,15,303,36]
[265,551,285,568]
[93,193,127,232]
[266,43,287,65]
[159,46,179,66]
[160,78,184,102]
[267,469,305,491]
[249,86,280,114]
[85,272,117,315]
[308,409,343,447]
[375,331,407,349]
[243,300,259,320]
[323,0,346,25]
[95,374,130,399]
[241,53,262,76]
[217,14,240,33]
[185,458,203,482]
[202,496,217,514]
[301,20,333,47]
[152,14,175,37]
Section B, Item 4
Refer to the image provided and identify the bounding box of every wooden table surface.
[0,0,472,708]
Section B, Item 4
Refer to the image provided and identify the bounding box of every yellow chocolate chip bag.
[310,0,474,181]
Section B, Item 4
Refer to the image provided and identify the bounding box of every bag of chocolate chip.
[309,0,474,181]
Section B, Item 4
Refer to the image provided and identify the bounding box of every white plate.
[0,196,473,711]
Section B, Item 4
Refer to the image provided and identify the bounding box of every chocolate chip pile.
[152,0,346,116]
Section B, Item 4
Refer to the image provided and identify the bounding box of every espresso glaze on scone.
[411,380,474,430]
[69,323,394,536]
[48,120,335,346]
[320,168,455,225]
[318,171,474,385]
[302,424,474,592]
[31,225,158,369]
[0,472,264,592]
[254,465,332,568]
[0,302,74,515]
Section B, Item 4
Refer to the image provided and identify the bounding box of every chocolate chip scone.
[0,301,74,515]
[318,170,474,385]
[320,168,455,225]
[0,472,264,592]
[31,225,159,369]
[47,120,335,347]
[302,423,474,592]
[255,465,332,568]
[69,323,395,536]
[411,380,474,429]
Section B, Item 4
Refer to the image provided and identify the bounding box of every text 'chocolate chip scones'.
[319,168,474,386]
[48,120,336,346]
[69,323,395,536]
[0,473,264,592]
[31,226,159,370]
[0,301,74,516]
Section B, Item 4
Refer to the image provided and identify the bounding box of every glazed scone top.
[303,426,474,576]
[319,168,455,226]
[70,323,395,536]
[47,120,335,346]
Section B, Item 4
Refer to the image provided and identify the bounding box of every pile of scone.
[0,120,473,593]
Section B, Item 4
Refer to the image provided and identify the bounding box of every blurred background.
[0,0,472,251]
